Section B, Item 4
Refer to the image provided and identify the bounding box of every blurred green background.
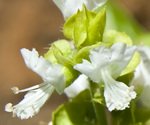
[0,0,150,125]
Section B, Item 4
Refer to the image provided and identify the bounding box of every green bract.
[63,6,106,49]
[103,30,140,76]
[121,52,140,76]
[44,40,78,86]
[44,40,73,64]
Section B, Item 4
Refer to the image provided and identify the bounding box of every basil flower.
[53,0,107,19]
[132,46,150,108]
[74,42,136,111]
[5,48,65,119]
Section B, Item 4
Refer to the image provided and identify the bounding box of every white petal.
[20,48,51,78]
[64,74,89,98]
[74,59,102,83]
[136,46,150,85]
[101,70,136,111]
[109,42,136,78]
[43,65,65,94]
[74,42,136,83]
[53,0,107,19]
[132,46,150,108]
[139,85,150,108]
[5,83,54,119]
[21,48,65,93]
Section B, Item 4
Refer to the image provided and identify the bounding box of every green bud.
[63,6,106,49]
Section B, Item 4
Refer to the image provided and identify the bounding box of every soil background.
[0,0,149,125]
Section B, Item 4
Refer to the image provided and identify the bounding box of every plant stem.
[89,81,108,125]
[131,101,136,125]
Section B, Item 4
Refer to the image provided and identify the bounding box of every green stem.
[131,101,136,125]
[89,81,108,125]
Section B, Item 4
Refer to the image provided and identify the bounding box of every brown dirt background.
[0,0,150,125]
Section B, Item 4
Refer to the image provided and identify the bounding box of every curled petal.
[102,70,136,111]
[5,83,54,119]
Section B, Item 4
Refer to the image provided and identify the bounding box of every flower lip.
[101,69,136,111]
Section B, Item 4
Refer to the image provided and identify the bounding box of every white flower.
[5,83,54,119]
[64,74,89,98]
[5,48,65,119]
[53,0,107,19]
[20,48,65,93]
[74,42,136,111]
[132,46,150,108]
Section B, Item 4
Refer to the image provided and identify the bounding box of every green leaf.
[53,90,97,125]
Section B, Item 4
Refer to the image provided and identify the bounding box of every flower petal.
[109,42,136,78]
[5,83,54,119]
[20,48,65,93]
[74,42,136,83]
[74,43,136,111]
[132,46,150,108]
[64,74,89,98]
[53,0,107,19]
[101,70,136,111]
[20,48,50,78]
[74,59,102,83]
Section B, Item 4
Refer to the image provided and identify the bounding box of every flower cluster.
[5,0,150,125]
